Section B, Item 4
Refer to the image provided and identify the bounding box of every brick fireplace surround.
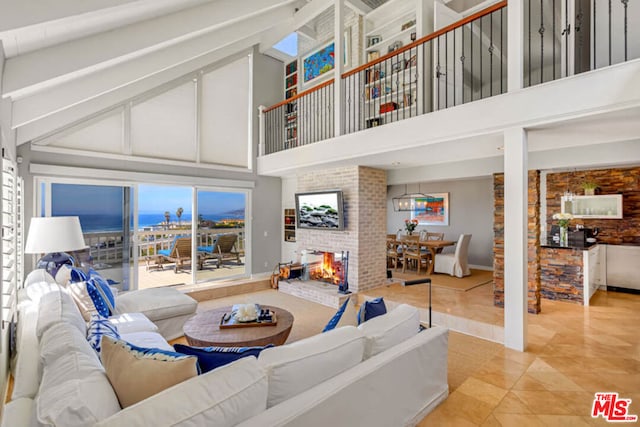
[279,166,387,307]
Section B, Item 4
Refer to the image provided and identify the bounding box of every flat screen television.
[295,190,345,230]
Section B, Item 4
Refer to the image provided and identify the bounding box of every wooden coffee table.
[183,305,294,347]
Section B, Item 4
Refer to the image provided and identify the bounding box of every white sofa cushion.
[357,304,421,359]
[40,322,97,367]
[108,312,158,335]
[36,289,86,340]
[258,325,365,408]
[23,269,56,288]
[40,351,103,392]
[37,371,121,427]
[95,357,268,427]
[119,331,174,352]
[12,306,40,400]
[115,288,197,321]
[0,398,36,427]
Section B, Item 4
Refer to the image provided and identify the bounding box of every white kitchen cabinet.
[562,194,623,219]
[606,245,640,290]
[583,245,604,306]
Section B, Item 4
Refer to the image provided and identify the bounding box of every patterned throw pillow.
[357,297,387,324]
[86,279,111,317]
[87,314,120,353]
[173,344,273,374]
[88,271,116,315]
[322,297,358,332]
[101,336,198,408]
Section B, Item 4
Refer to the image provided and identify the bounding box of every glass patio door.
[44,183,136,290]
[195,189,247,283]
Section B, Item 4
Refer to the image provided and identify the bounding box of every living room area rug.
[391,269,494,292]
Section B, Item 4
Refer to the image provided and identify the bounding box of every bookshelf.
[362,0,429,127]
[284,208,296,242]
[284,60,298,148]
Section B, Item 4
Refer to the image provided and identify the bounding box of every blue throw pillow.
[357,297,387,324]
[173,344,273,374]
[323,297,351,332]
[88,270,116,314]
[69,266,88,283]
[86,279,111,317]
[87,314,120,353]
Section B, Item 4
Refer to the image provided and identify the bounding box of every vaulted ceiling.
[0,0,379,145]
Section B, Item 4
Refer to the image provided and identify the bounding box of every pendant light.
[392,183,429,212]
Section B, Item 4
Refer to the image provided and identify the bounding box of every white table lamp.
[24,216,87,277]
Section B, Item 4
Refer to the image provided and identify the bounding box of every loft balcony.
[258,0,639,169]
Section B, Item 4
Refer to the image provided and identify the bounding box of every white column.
[507,0,524,91]
[334,0,344,137]
[503,127,528,351]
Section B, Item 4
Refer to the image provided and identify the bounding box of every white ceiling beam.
[0,0,213,57]
[259,0,333,53]
[297,24,318,41]
[3,0,296,99]
[345,0,372,15]
[0,0,141,31]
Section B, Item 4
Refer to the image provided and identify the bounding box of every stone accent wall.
[297,166,387,292]
[546,166,640,245]
[540,247,584,304]
[493,171,541,314]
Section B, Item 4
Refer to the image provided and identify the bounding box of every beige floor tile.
[492,413,546,427]
[511,390,577,415]
[536,415,592,426]
[457,377,508,406]
[436,390,496,425]
[418,408,480,427]
[480,414,502,427]
[493,392,534,415]
[512,374,549,391]
[526,371,584,392]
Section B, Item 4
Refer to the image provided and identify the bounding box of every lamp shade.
[24,216,87,254]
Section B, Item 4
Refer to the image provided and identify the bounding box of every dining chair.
[434,234,472,277]
[426,232,445,254]
[402,236,429,274]
[386,237,402,269]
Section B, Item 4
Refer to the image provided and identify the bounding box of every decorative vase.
[407,230,413,236]
[585,188,595,196]
[559,226,568,246]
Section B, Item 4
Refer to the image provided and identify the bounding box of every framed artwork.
[302,31,350,85]
[411,193,449,226]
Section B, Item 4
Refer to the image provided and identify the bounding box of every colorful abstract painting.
[303,42,335,83]
[411,193,449,226]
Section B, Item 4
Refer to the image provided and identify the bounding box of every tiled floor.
[419,289,640,426]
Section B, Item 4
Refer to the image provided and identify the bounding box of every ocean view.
[77,213,244,233]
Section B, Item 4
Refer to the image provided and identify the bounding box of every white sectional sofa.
[2,270,449,427]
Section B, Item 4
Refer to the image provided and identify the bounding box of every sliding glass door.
[196,189,247,282]
[37,180,250,289]
[48,183,135,290]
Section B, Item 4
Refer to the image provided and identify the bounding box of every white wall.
[387,177,494,267]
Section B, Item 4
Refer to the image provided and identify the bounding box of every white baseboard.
[469,264,493,271]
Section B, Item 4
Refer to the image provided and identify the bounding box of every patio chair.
[198,233,241,267]
[157,236,202,273]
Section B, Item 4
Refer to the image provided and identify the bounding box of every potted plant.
[581,181,598,196]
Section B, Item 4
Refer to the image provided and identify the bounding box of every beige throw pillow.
[101,336,198,408]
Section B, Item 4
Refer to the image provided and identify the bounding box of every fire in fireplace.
[304,251,348,286]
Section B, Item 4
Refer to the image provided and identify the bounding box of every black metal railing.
[343,45,422,133]
[263,80,334,155]
[262,0,637,154]
[525,0,636,88]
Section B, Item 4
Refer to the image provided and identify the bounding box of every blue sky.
[273,32,297,56]
[51,184,245,216]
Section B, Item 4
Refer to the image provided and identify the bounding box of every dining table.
[388,236,456,275]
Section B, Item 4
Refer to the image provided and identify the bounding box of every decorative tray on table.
[219,304,278,329]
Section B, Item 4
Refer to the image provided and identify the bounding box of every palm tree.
[176,207,184,226]
[164,211,171,229]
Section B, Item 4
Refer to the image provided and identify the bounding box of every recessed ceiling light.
[497,146,504,151]
[391,161,401,166]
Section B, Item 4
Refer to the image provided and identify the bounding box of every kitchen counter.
[541,242,596,250]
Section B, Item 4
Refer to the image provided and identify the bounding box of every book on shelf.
[402,93,412,108]
[367,50,380,62]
